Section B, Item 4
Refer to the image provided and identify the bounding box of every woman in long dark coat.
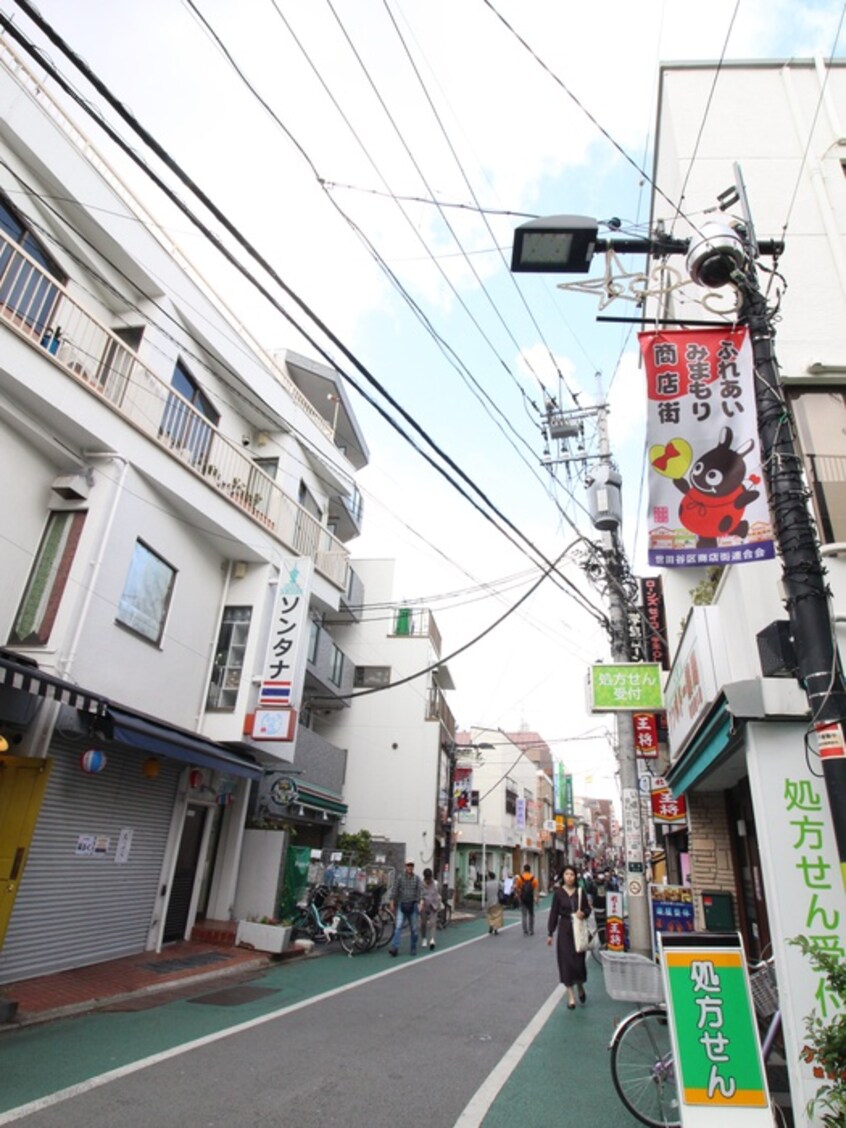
[547,864,590,1009]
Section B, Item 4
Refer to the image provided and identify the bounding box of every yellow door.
[0,756,52,949]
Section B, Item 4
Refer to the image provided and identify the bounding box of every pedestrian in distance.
[484,871,503,935]
[388,859,424,957]
[420,866,442,950]
[514,863,538,935]
[547,864,590,1009]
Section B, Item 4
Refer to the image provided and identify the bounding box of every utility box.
[702,890,734,932]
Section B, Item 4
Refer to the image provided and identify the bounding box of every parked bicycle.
[604,950,782,1128]
[344,884,395,950]
[290,884,375,955]
[436,901,452,930]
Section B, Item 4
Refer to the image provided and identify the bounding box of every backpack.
[520,875,535,906]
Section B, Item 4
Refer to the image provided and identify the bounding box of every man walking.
[388,859,424,956]
[514,863,538,935]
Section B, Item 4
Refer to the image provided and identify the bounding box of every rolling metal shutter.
[0,738,180,984]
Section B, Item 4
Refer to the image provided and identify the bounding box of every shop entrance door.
[0,755,52,949]
[163,803,207,943]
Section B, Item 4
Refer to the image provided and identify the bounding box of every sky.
[8,0,846,796]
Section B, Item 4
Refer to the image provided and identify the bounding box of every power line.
[4,3,609,628]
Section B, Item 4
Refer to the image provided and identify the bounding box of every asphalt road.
[0,907,645,1127]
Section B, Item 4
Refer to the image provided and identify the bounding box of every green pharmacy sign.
[589,663,664,712]
[659,933,771,1125]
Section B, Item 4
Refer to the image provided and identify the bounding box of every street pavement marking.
[453,984,565,1128]
[0,928,501,1125]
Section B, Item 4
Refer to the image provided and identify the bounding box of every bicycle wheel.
[337,910,375,955]
[610,1007,680,1128]
[374,906,395,949]
[290,908,324,943]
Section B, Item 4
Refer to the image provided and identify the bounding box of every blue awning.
[107,706,263,782]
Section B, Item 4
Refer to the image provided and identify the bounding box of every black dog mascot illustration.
[673,427,760,548]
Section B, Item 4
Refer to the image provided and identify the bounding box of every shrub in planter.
[791,936,846,1127]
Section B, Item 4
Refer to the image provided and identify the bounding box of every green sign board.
[659,933,770,1124]
[589,663,664,712]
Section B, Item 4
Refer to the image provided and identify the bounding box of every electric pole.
[542,397,653,955]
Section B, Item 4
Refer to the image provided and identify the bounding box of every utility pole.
[510,188,846,893]
[542,397,653,955]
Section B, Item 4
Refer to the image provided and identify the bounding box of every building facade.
[0,40,367,982]
[648,58,846,1119]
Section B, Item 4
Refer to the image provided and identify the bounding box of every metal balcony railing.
[392,607,442,653]
[0,233,349,588]
[426,686,455,739]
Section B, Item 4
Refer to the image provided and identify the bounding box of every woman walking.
[484,871,503,935]
[547,864,590,1009]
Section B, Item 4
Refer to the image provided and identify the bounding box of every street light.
[510,209,846,901]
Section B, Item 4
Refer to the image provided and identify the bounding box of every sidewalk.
[0,908,483,1030]
[0,934,284,1029]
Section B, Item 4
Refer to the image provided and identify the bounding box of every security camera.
[686,221,746,289]
[241,435,251,447]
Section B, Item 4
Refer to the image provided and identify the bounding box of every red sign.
[651,777,687,824]
[606,918,626,952]
[633,712,659,758]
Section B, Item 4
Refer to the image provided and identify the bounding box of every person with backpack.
[514,863,538,935]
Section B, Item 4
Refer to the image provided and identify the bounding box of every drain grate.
[140,952,234,974]
[187,985,279,1006]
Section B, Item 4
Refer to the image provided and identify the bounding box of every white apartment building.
[648,58,846,1119]
[309,558,456,877]
[0,40,368,983]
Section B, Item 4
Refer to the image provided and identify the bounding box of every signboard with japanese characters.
[665,607,730,761]
[253,557,313,741]
[659,932,771,1124]
[651,777,687,824]
[589,663,664,713]
[745,719,846,1122]
[641,575,670,670]
[633,712,660,758]
[553,760,567,814]
[650,884,695,953]
[640,327,774,569]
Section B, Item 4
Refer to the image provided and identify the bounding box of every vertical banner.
[259,557,313,709]
[633,712,660,758]
[553,760,567,814]
[640,327,775,568]
[454,765,475,823]
[641,575,670,670]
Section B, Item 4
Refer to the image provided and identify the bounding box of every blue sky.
[13,0,846,791]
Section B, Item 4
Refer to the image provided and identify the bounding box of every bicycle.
[344,884,395,950]
[436,901,452,930]
[604,950,782,1128]
[290,884,375,956]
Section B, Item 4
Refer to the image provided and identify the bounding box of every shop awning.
[296,782,347,815]
[106,707,264,782]
[0,651,263,782]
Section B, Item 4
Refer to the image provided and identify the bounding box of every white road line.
[453,984,565,1128]
[0,929,497,1125]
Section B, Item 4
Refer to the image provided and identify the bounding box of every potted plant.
[792,936,846,1126]
[235,914,292,954]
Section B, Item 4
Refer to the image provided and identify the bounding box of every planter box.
[235,921,291,954]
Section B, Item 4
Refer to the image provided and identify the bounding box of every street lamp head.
[686,221,746,289]
[511,215,599,273]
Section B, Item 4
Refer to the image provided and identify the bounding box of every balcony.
[0,233,349,589]
[391,607,442,654]
[327,483,364,542]
[304,624,354,709]
[426,686,455,740]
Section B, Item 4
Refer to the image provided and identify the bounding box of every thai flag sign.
[640,326,775,568]
[258,681,292,707]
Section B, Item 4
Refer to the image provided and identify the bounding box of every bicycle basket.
[749,963,778,1019]
[602,952,665,1004]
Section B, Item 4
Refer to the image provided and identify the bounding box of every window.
[354,665,391,688]
[253,457,278,480]
[96,324,144,398]
[9,511,86,646]
[160,360,219,466]
[308,619,320,663]
[505,780,518,816]
[116,541,176,645]
[786,385,846,543]
[329,643,344,686]
[206,606,252,711]
[0,193,65,332]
